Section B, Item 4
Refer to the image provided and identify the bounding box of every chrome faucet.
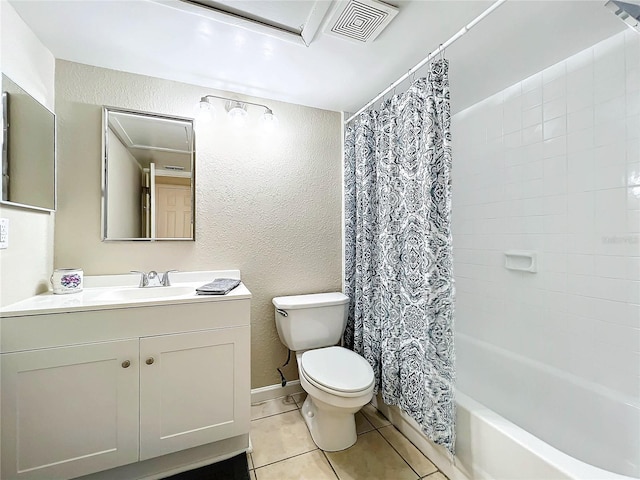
[161,270,177,286]
[131,270,177,287]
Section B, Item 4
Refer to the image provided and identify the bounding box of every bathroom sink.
[0,271,249,317]
[97,285,195,302]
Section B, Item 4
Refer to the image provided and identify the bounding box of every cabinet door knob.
[122,360,131,368]
[146,357,155,365]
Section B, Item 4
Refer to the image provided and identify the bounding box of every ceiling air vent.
[605,0,640,32]
[324,0,399,44]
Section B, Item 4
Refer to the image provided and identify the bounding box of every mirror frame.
[1,74,57,213]
[101,106,196,241]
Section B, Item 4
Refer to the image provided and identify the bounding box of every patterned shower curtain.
[344,59,456,454]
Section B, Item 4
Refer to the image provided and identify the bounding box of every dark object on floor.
[163,453,250,480]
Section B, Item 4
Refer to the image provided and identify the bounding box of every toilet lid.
[301,346,374,394]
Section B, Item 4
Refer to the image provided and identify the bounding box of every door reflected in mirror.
[102,107,195,241]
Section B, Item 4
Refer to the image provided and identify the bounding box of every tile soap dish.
[504,250,537,273]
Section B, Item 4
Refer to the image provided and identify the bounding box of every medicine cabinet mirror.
[1,74,56,212]
[102,107,195,241]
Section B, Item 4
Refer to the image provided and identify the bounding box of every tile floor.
[248,393,449,480]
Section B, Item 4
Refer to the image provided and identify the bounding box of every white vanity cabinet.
[1,340,140,480]
[0,278,251,480]
[139,327,250,460]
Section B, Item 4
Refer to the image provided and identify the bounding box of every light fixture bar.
[200,94,272,113]
[197,94,278,129]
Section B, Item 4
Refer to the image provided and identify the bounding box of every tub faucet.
[131,270,177,287]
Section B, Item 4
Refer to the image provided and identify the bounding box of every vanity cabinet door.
[1,340,139,480]
[139,326,250,461]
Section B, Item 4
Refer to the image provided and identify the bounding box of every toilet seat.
[300,346,374,396]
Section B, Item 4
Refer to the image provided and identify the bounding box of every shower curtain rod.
[344,0,507,124]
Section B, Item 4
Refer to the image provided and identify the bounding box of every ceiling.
[108,109,193,170]
[9,0,628,115]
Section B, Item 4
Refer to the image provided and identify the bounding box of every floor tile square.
[251,409,317,468]
[251,396,297,420]
[254,450,338,480]
[355,411,374,435]
[325,430,418,480]
[379,425,437,477]
[361,403,391,428]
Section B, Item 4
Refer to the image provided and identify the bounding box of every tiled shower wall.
[452,29,639,414]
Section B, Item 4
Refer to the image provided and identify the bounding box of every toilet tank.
[272,292,349,351]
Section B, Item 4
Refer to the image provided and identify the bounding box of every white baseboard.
[251,380,303,404]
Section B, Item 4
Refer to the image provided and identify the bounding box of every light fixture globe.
[226,101,248,125]
[261,108,279,130]
[195,97,215,123]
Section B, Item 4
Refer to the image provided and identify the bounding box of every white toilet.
[272,292,374,452]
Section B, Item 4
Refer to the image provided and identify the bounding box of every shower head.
[605,0,640,32]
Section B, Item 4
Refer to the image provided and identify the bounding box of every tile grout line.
[364,409,446,480]
[250,407,298,422]
[250,395,299,421]
[365,428,422,480]
[251,398,446,480]
[253,447,321,471]
[422,472,445,480]
[250,400,315,475]
[320,450,342,480]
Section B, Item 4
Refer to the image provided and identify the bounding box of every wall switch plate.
[0,218,8,249]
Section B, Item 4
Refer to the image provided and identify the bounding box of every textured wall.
[54,60,343,388]
[0,1,55,306]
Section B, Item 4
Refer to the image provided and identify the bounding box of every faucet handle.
[161,270,178,286]
[130,270,148,287]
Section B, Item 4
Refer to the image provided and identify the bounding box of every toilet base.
[301,395,359,452]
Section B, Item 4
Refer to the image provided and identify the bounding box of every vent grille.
[325,0,399,44]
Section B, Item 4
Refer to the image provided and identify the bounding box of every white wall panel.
[452,30,640,477]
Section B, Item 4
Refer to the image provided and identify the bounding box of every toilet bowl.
[297,347,374,451]
[272,293,375,452]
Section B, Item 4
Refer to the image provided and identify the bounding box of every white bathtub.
[375,391,635,480]
[375,393,634,480]
[456,332,639,479]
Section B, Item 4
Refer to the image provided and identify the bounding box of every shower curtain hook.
[439,44,445,62]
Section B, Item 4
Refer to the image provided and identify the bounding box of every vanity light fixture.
[197,94,278,128]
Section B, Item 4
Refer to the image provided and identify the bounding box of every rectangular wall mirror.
[1,74,56,212]
[102,107,195,241]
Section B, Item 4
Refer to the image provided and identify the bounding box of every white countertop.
[0,270,251,317]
